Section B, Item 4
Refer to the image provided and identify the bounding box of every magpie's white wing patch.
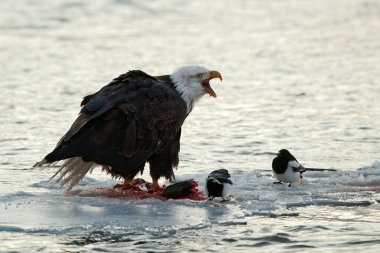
[288,160,302,172]
[207,176,223,185]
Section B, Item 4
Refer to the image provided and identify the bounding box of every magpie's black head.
[209,169,231,179]
[276,149,297,161]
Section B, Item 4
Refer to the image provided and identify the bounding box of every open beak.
[201,70,222,98]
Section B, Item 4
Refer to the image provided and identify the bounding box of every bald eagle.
[34,66,222,191]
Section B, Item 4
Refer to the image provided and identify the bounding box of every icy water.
[1,0,380,252]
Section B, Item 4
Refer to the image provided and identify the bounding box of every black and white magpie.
[205,169,233,201]
[272,149,336,187]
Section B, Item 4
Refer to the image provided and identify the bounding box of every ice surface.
[2,161,379,228]
[1,162,380,251]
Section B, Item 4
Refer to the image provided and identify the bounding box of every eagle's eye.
[196,73,203,79]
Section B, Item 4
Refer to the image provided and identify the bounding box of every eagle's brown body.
[40,70,187,189]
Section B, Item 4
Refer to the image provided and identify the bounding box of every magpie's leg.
[273,181,282,184]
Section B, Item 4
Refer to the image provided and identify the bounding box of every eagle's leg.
[113,178,132,189]
[300,172,304,184]
[273,181,282,184]
[151,178,163,192]
[148,131,181,193]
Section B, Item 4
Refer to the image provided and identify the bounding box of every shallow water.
[1,0,380,252]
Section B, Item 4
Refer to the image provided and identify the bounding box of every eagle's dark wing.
[39,70,187,187]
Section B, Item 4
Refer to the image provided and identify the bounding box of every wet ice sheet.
[1,162,379,251]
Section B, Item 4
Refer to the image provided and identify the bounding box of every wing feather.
[123,120,136,157]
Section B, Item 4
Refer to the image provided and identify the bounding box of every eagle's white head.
[170,66,222,113]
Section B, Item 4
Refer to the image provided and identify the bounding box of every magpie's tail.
[302,167,337,172]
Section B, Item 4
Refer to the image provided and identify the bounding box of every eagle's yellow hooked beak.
[201,70,222,98]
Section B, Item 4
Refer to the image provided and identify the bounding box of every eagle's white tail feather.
[33,159,48,167]
[51,157,96,191]
[51,157,80,180]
